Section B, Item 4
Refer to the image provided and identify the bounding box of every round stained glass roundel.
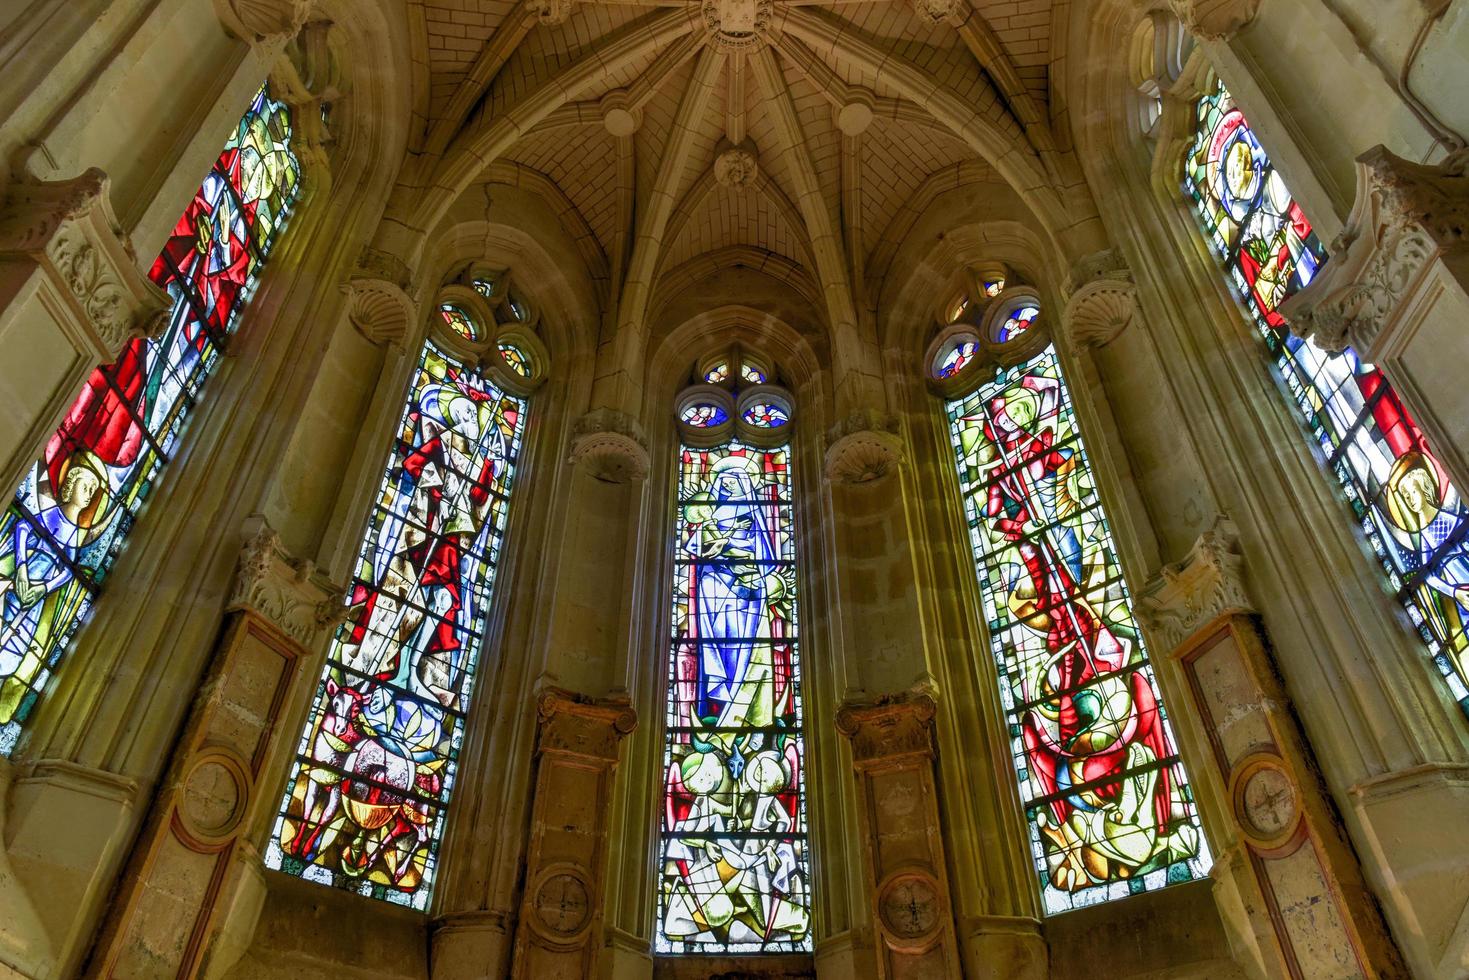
[439,303,480,341]
[498,343,532,378]
[741,402,789,428]
[937,340,979,379]
[680,402,730,427]
[995,305,1038,344]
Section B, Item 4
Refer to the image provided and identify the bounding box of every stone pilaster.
[1281,145,1469,493]
[87,516,341,979]
[508,688,636,977]
[836,690,961,978]
[0,169,167,493]
[1139,520,1407,978]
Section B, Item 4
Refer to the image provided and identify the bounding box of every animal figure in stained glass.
[660,443,810,953]
[1184,83,1469,709]
[996,305,1039,344]
[267,341,525,908]
[0,85,299,753]
[947,348,1206,911]
[938,340,979,379]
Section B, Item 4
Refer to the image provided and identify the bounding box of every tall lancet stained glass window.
[944,342,1206,913]
[1184,83,1469,710]
[660,385,810,952]
[0,85,300,753]
[266,335,526,908]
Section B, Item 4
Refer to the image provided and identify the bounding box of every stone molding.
[214,0,311,43]
[824,409,906,485]
[1282,145,1469,357]
[0,170,167,360]
[1062,248,1136,349]
[568,408,651,483]
[1139,517,1252,651]
[1167,0,1261,41]
[228,515,345,648]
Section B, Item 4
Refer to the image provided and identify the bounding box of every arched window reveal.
[266,302,531,908]
[1184,83,1469,711]
[0,85,300,753]
[935,295,1207,912]
[659,369,810,954]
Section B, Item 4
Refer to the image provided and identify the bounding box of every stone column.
[506,688,635,978]
[1139,520,1407,979]
[1281,146,1469,495]
[0,170,166,494]
[835,691,962,978]
[86,516,341,979]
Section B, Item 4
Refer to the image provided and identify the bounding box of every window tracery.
[658,356,810,953]
[1182,81,1469,712]
[265,278,547,908]
[929,281,1209,912]
[0,85,301,753]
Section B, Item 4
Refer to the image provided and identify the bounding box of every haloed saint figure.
[660,445,811,953]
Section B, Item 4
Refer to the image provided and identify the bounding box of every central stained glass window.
[266,336,526,908]
[946,344,1207,912]
[659,440,811,953]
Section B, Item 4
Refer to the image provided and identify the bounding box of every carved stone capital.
[0,170,167,360]
[229,515,345,648]
[342,275,415,346]
[1167,0,1261,41]
[270,20,342,182]
[536,687,637,761]
[825,410,905,485]
[1282,146,1469,358]
[1063,249,1136,349]
[836,687,938,763]
[569,408,651,483]
[214,0,310,43]
[1139,517,1253,651]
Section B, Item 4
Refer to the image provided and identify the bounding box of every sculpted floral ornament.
[713,145,759,188]
[229,516,346,647]
[1139,517,1253,651]
[1282,145,1469,358]
[907,0,960,25]
[824,410,905,485]
[569,408,651,483]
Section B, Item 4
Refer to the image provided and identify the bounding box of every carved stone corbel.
[214,0,311,44]
[824,409,905,485]
[1167,0,1262,41]
[836,688,961,976]
[270,19,343,185]
[1138,519,1407,977]
[342,274,415,347]
[0,169,167,361]
[510,688,636,977]
[569,408,651,483]
[1062,248,1137,350]
[228,514,346,649]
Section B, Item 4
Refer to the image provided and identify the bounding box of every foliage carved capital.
[214,0,310,43]
[824,410,905,485]
[0,170,167,361]
[569,408,651,483]
[1063,249,1136,349]
[1167,0,1262,41]
[1138,517,1254,652]
[1282,146,1469,358]
[230,515,346,648]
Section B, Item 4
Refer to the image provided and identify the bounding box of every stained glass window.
[939,341,980,379]
[680,403,729,428]
[741,403,789,429]
[946,345,1207,912]
[265,335,525,908]
[704,362,730,384]
[0,84,300,754]
[740,363,767,385]
[439,304,480,341]
[498,343,531,378]
[997,305,1039,344]
[984,279,1006,297]
[1184,83,1469,711]
[659,440,811,953]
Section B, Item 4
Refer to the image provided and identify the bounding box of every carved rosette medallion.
[702,0,772,50]
[569,408,651,483]
[714,146,759,188]
[173,747,252,849]
[526,866,594,943]
[877,872,943,946]
[1229,753,1302,852]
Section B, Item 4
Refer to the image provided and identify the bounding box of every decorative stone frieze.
[510,688,635,977]
[702,0,772,50]
[214,0,310,43]
[1140,524,1407,978]
[836,689,961,977]
[569,407,651,483]
[1062,248,1137,350]
[825,409,905,485]
[1138,517,1251,651]
[0,170,166,359]
[91,516,339,977]
[1167,0,1261,41]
